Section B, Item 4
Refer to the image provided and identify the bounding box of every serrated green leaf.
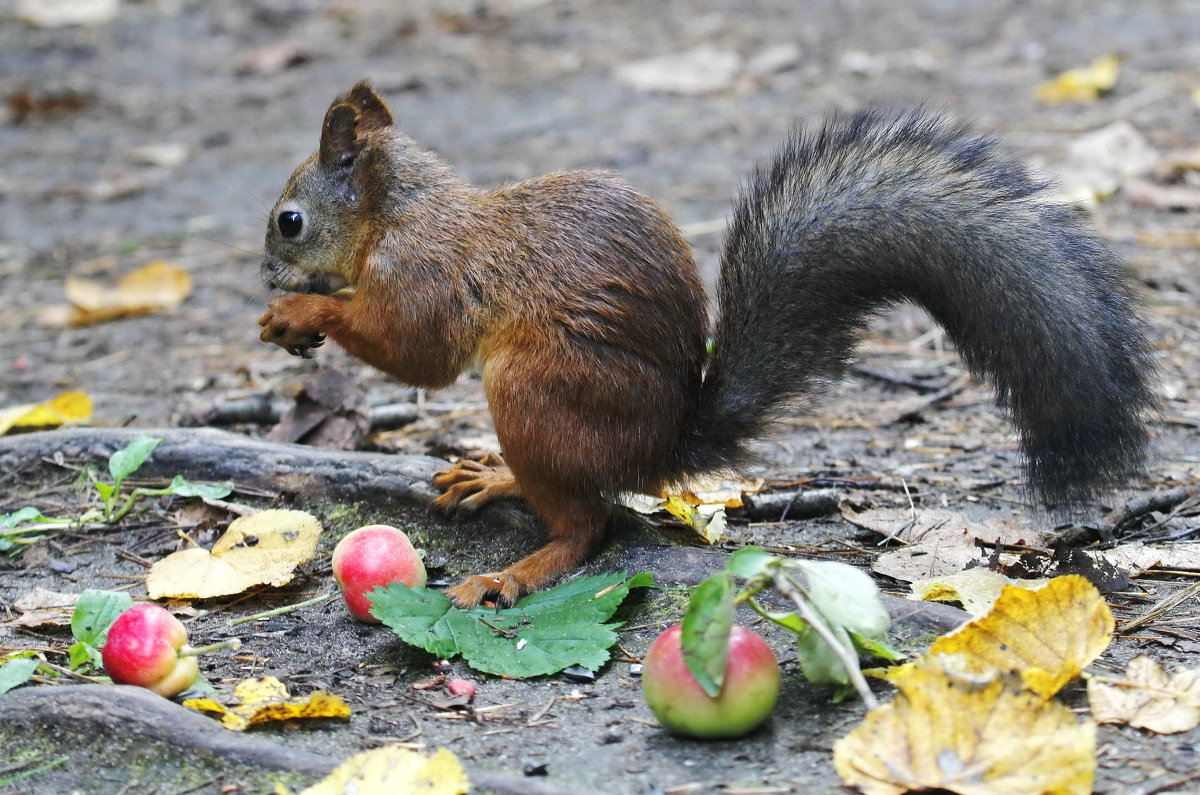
[794,618,855,687]
[108,436,163,488]
[70,589,133,652]
[370,572,652,678]
[0,658,39,694]
[160,475,233,499]
[727,547,778,581]
[681,573,735,698]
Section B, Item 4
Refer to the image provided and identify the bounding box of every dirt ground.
[2,1,1200,793]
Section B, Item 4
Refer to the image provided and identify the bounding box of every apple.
[641,624,780,739]
[101,603,199,697]
[332,524,427,622]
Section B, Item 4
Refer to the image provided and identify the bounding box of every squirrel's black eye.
[278,211,304,239]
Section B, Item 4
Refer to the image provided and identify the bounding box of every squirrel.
[259,81,1155,608]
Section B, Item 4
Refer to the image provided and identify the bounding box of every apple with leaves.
[101,603,199,697]
[332,524,427,622]
[642,624,780,739]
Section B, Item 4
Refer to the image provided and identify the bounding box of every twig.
[1119,582,1200,634]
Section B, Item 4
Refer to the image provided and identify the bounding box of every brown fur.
[260,82,705,606]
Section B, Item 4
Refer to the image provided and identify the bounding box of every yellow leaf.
[0,391,93,435]
[675,474,765,508]
[928,575,1114,698]
[146,510,322,599]
[1087,655,1200,734]
[302,746,470,795]
[1034,54,1122,104]
[63,260,193,326]
[910,569,1051,617]
[183,676,350,732]
[834,661,1096,795]
[662,495,726,544]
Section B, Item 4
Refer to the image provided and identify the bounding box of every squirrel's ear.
[320,103,361,168]
[344,81,393,133]
[318,82,394,169]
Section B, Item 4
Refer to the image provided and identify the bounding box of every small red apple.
[641,624,780,739]
[332,524,427,622]
[102,604,199,697]
[446,678,476,701]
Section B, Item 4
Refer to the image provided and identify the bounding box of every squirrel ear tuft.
[345,81,393,132]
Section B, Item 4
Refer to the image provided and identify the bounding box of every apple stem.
[179,638,242,658]
[775,575,879,710]
[226,592,336,628]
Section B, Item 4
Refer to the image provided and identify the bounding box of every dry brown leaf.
[300,746,470,795]
[929,575,1114,698]
[184,675,349,732]
[11,587,79,627]
[58,261,192,326]
[146,509,322,599]
[1088,655,1200,734]
[850,506,1038,582]
[835,661,1095,795]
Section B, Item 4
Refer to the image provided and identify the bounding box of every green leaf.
[108,436,163,489]
[68,641,96,670]
[727,547,778,581]
[849,631,906,662]
[70,589,133,668]
[93,481,115,503]
[1,506,48,529]
[159,475,233,499]
[680,573,735,698]
[784,559,890,639]
[370,572,653,678]
[0,658,39,695]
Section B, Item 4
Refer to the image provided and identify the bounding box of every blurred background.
[1,0,1197,448]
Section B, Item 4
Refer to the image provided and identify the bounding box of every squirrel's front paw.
[258,295,327,358]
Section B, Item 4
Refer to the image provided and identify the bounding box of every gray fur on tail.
[678,110,1155,504]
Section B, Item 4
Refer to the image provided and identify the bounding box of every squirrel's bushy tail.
[678,110,1155,504]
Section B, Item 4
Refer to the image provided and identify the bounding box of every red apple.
[101,604,199,697]
[641,624,780,739]
[332,524,427,622]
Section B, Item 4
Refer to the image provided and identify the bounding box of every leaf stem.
[179,638,242,658]
[226,592,336,627]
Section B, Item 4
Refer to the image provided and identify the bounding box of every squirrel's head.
[261,81,396,295]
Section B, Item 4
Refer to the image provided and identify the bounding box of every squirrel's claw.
[447,573,525,608]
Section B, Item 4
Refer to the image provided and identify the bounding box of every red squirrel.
[259,82,1155,607]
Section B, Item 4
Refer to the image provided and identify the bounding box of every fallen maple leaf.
[835,660,1095,795]
[927,574,1114,698]
[146,509,322,599]
[184,675,349,732]
[1088,655,1200,734]
[298,746,469,795]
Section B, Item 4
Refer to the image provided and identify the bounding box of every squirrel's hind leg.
[431,454,520,514]
[445,488,608,608]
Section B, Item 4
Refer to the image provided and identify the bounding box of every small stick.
[226,592,336,627]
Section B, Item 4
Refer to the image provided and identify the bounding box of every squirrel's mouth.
[260,257,346,295]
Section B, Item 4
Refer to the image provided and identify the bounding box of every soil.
[2,1,1199,793]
